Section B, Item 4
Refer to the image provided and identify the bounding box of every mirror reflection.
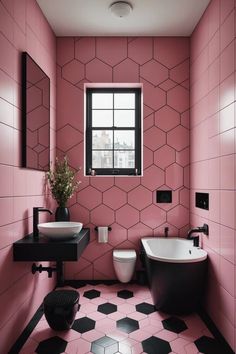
[22,52,50,171]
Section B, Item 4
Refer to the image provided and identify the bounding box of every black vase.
[55,207,70,221]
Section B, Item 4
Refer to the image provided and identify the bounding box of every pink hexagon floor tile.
[141,79,166,111]
[62,59,84,84]
[128,185,152,211]
[116,204,139,228]
[91,204,115,226]
[167,85,189,113]
[96,37,127,66]
[57,125,83,152]
[167,205,189,229]
[170,59,189,84]
[86,58,112,82]
[140,205,166,228]
[77,186,102,210]
[109,222,127,246]
[113,58,139,83]
[57,37,74,66]
[103,186,127,210]
[141,165,164,191]
[115,177,140,192]
[144,126,166,151]
[166,163,184,190]
[140,59,168,86]
[90,177,115,192]
[154,37,190,69]
[167,125,189,151]
[128,37,153,64]
[75,37,95,63]
[143,146,153,169]
[155,106,180,132]
[154,145,175,169]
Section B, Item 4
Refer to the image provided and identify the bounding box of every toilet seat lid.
[113,249,136,262]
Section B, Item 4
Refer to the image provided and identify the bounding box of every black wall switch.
[156,190,172,203]
[195,192,209,210]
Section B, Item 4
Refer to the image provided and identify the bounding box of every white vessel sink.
[38,222,83,240]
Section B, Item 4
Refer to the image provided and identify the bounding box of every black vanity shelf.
[13,228,90,285]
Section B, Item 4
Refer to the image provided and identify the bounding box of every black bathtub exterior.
[142,246,208,314]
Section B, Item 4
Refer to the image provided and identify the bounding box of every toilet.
[113,249,137,283]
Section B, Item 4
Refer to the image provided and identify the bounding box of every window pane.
[92,130,113,149]
[114,150,135,168]
[114,93,135,109]
[114,110,135,127]
[92,93,113,109]
[92,110,113,127]
[92,150,113,168]
[114,130,135,149]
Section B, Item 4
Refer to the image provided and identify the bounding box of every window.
[85,87,142,176]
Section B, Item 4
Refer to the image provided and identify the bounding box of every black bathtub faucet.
[187,224,209,247]
[33,207,53,238]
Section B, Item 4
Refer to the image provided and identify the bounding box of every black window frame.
[86,87,142,176]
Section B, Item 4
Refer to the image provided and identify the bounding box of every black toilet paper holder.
[94,226,112,231]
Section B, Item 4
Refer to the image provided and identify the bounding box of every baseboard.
[198,307,234,354]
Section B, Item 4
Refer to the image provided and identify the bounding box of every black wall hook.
[94,226,112,231]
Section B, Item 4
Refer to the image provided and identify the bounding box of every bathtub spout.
[187,224,209,247]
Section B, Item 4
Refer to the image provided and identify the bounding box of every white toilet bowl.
[113,249,137,283]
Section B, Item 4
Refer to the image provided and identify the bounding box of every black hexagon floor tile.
[195,335,228,354]
[72,316,95,333]
[98,302,117,314]
[162,316,188,333]
[83,289,101,299]
[91,335,118,354]
[35,336,67,354]
[116,317,139,333]
[142,336,172,354]
[136,302,156,314]
[117,289,133,299]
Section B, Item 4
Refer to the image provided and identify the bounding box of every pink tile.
[220,41,234,82]
[220,73,234,110]
[103,186,127,210]
[220,11,234,51]
[128,37,153,65]
[209,58,220,91]
[141,60,168,86]
[142,165,164,191]
[116,204,139,228]
[128,186,152,211]
[81,329,104,342]
[65,337,90,354]
[140,205,166,229]
[129,328,150,341]
[166,163,184,190]
[220,0,234,24]
[156,329,178,341]
[220,225,235,264]
[220,190,235,228]
[219,256,235,296]
[96,37,127,66]
[209,30,220,64]
[220,154,235,189]
[220,128,235,156]
[219,103,234,133]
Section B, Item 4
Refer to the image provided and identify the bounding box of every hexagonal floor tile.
[83,289,101,299]
[142,336,171,354]
[36,336,67,354]
[136,302,156,315]
[117,290,134,299]
[91,335,118,354]
[72,317,95,333]
[194,336,226,354]
[162,316,187,333]
[98,302,117,315]
[116,317,139,333]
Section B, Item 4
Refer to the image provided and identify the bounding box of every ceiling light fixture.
[109,1,133,18]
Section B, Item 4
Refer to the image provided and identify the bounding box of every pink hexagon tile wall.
[56,36,190,280]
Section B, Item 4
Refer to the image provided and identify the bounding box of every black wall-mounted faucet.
[187,224,209,247]
[164,227,169,238]
[33,207,53,238]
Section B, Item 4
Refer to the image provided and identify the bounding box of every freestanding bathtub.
[141,237,208,314]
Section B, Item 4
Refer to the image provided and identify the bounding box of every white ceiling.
[36,0,211,37]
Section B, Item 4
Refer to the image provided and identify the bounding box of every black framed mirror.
[22,52,50,171]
